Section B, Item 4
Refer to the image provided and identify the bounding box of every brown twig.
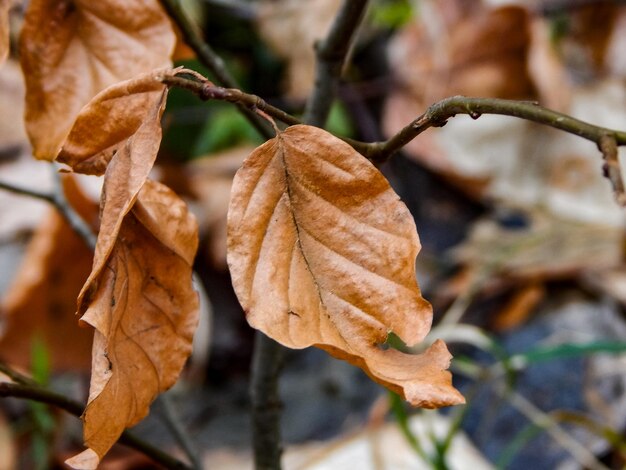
[0,166,97,249]
[250,332,285,470]
[157,0,273,139]
[303,0,370,127]
[0,381,191,469]
[598,135,626,206]
[163,76,626,205]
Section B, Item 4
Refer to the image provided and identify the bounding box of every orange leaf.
[77,88,168,313]
[0,0,9,66]
[66,180,199,468]
[19,0,175,159]
[0,174,97,371]
[227,125,464,408]
[58,69,175,176]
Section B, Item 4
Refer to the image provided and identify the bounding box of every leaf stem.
[0,381,191,469]
[157,0,273,139]
[303,0,370,127]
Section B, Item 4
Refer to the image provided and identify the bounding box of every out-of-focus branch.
[250,332,284,470]
[0,167,97,249]
[0,380,191,470]
[303,0,370,127]
[158,0,273,139]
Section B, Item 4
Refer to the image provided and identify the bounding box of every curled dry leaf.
[227,125,463,408]
[19,0,175,159]
[66,180,199,468]
[0,0,9,66]
[0,174,97,371]
[58,69,177,176]
[76,87,168,313]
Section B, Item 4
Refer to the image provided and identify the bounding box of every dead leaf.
[0,174,97,371]
[19,0,175,159]
[0,0,9,66]
[57,69,176,176]
[76,88,168,313]
[257,0,341,101]
[66,180,199,468]
[227,125,463,408]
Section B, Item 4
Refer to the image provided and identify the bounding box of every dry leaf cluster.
[0,0,466,466]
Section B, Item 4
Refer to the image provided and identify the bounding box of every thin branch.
[0,170,97,250]
[51,167,97,250]
[156,394,203,470]
[161,74,369,152]
[163,77,626,196]
[0,362,38,386]
[158,0,273,139]
[0,180,54,204]
[598,135,626,206]
[0,381,191,470]
[250,332,285,470]
[303,0,369,127]
[370,95,626,161]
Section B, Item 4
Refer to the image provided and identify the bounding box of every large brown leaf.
[19,0,175,159]
[66,180,199,468]
[58,70,175,176]
[227,125,463,407]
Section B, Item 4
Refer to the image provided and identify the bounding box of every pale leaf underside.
[228,125,464,408]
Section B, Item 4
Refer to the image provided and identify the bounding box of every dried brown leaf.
[66,180,199,468]
[58,69,175,176]
[0,174,97,371]
[227,125,463,408]
[19,0,175,159]
[77,89,168,313]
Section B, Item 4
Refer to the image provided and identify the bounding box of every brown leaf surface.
[0,174,97,371]
[76,88,168,313]
[58,69,175,176]
[0,0,9,66]
[66,180,199,468]
[227,125,463,407]
[19,0,175,159]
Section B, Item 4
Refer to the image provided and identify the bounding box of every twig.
[161,74,369,152]
[51,166,97,250]
[0,168,97,250]
[250,332,284,470]
[303,0,370,127]
[156,394,203,470]
[0,180,55,204]
[502,386,611,470]
[0,381,191,470]
[157,0,272,139]
[0,361,37,386]
[598,135,626,206]
[369,95,626,161]
[163,77,626,197]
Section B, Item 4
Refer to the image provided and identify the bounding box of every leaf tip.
[65,448,100,470]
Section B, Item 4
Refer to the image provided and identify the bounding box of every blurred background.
[1,0,626,468]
